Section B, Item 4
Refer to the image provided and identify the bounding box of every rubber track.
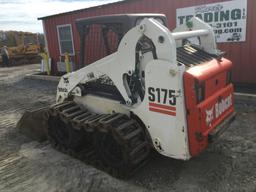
[48,101,150,178]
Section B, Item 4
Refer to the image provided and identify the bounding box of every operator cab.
[76,14,167,66]
[76,14,167,103]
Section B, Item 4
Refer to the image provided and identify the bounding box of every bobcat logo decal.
[63,77,69,84]
[205,106,214,125]
[205,94,232,126]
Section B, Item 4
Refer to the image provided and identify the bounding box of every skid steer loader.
[17,14,235,178]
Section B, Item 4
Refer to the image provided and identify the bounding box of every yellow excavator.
[0,31,43,66]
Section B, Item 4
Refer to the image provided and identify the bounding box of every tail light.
[226,71,232,85]
[195,80,205,103]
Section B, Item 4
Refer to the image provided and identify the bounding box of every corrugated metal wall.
[42,0,256,85]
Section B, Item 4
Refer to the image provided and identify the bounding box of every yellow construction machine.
[0,31,43,66]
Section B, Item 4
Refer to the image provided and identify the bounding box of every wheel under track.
[47,101,150,178]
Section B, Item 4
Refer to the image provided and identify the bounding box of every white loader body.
[55,17,230,160]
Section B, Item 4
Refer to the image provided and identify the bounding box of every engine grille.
[177,45,218,66]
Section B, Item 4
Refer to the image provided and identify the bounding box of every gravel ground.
[0,64,40,84]
[0,66,255,192]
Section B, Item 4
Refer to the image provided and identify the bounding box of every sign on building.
[176,0,247,43]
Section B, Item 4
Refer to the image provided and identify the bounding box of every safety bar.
[172,17,217,54]
[172,29,209,40]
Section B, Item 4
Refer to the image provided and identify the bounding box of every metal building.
[38,0,256,86]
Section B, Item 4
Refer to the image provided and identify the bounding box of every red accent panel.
[184,59,234,157]
[205,72,226,98]
[149,102,176,111]
[149,107,176,116]
[198,84,234,136]
[185,58,232,83]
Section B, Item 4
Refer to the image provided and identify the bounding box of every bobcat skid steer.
[17,14,235,178]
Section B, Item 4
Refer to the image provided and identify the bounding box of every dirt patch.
[0,77,255,191]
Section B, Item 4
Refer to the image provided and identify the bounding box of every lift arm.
[56,17,217,105]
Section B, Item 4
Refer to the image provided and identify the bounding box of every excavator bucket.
[17,107,50,142]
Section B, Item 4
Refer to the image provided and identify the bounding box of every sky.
[0,0,120,33]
